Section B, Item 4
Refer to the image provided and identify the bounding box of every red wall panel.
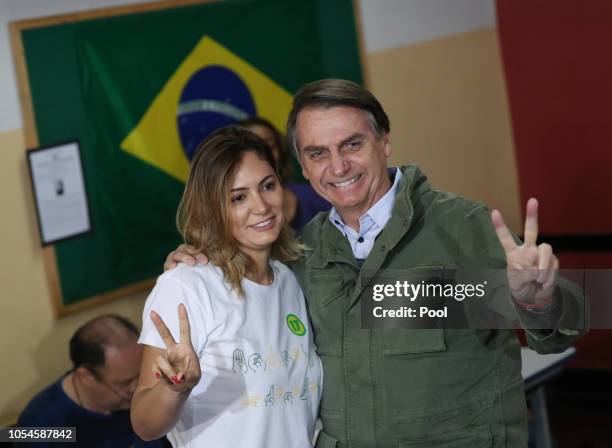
[496,0,612,238]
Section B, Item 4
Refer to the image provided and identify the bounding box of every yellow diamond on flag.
[121,36,293,182]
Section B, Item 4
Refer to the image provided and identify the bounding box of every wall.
[360,0,521,228]
[0,0,518,424]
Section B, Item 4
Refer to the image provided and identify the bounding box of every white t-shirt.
[139,260,322,448]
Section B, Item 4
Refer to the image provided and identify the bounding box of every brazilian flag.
[22,0,361,304]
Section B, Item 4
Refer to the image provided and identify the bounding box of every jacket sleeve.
[457,203,589,354]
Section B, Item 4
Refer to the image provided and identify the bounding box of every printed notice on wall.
[27,141,91,245]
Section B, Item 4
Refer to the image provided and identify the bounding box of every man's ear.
[76,366,98,385]
[382,132,392,158]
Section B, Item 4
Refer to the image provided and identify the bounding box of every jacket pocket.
[308,273,346,356]
[399,424,493,448]
[315,430,339,448]
[382,329,446,355]
[310,273,346,307]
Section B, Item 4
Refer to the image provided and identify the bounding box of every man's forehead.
[296,106,372,140]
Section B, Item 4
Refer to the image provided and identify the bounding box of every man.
[18,315,167,447]
[167,79,586,447]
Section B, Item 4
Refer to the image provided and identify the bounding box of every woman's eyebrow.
[231,174,275,192]
[258,174,275,186]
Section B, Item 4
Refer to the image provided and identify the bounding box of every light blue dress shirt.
[329,168,403,260]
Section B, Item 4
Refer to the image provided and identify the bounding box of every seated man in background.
[18,314,167,447]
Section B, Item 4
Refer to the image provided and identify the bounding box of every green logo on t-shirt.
[286,314,306,336]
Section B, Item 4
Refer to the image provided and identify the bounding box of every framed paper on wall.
[27,141,92,246]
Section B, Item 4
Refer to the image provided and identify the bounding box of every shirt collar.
[329,167,403,235]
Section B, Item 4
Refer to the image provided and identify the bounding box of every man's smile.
[329,174,363,189]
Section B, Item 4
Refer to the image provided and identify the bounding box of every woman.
[131,127,322,447]
[238,117,330,232]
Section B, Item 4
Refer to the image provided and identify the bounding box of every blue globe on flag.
[177,65,256,160]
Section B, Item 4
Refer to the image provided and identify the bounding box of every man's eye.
[231,194,245,203]
[308,150,323,159]
[347,140,362,150]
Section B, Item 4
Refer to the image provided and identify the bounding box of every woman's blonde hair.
[177,126,303,296]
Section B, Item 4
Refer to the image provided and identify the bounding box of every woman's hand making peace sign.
[150,303,202,392]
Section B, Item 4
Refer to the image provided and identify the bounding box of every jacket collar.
[306,165,430,269]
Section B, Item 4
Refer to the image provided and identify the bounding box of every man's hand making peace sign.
[150,303,202,392]
[491,198,559,310]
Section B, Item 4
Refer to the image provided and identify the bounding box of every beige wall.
[366,28,521,232]
[0,128,151,425]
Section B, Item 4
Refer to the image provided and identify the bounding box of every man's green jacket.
[293,165,587,448]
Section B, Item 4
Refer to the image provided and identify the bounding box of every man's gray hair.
[286,79,391,157]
